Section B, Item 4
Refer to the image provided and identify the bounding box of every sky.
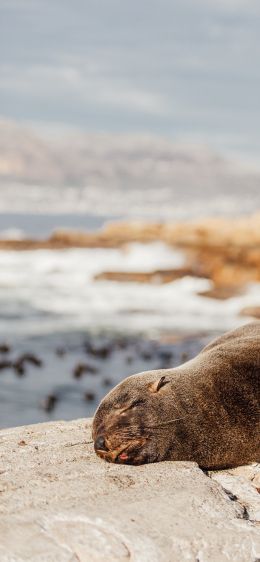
[0,0,260,158]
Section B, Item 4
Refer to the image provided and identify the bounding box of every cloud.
[192,0,260,13]
[0,0,260,156]
[0,62,170,117]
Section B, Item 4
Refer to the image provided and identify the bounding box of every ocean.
[0,194,259,428]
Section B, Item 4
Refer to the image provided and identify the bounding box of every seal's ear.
[149,375,169,393]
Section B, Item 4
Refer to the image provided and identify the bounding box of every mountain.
[0,118,259,218]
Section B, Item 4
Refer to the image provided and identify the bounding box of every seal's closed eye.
[121,398,145,413]
[129,398,145,409]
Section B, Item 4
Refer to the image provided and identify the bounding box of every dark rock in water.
[0,343,11,354]
[21,354,43,367]
[140,350,153,361]
[158,350,173,363]
[86,343,112,360]
[55,347,66,357]
[13,353,43,376]
[115,338,128,350]
[41,394,57,413]
[103,377,112,387]
[98,346,111,360]
[73,362,98,379]
[12,353,43,376]
[84,391,95,402]
[13,360,26,376]
[0,360,12,371]
[125,355,133,364]
[17,353,43,368]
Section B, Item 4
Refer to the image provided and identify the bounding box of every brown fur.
[92,322,260,469]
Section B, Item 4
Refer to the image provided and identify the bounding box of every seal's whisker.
[144,416,187,429]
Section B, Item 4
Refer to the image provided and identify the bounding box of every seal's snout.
[94,435,109,452]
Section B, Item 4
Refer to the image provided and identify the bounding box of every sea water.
[0,210,259,428]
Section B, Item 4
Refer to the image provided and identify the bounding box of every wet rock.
[86,343,112,360]
[84,392,96,402]
[158,350,173,363]
[198,286,245,300]
[94,267,194,284]
[73,363,98,379]
[13,353,43,376]
[13,360,26,376]
[102,377,112,387]
[0,343,11,354]
[140,350,153,361]
[240,306,260,319]
[41,394,57,413]
[125,355,134,364]
[55,347,66,357]
[115,338,128,350]
[19,353,43,367]
[0,360,12,371]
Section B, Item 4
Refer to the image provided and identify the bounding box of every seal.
[93,322,260,469]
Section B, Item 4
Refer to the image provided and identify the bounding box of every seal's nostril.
[95,435,108,451]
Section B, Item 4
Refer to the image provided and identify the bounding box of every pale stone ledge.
[0,418,259,562]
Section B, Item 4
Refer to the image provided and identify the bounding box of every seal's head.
[93,323,260,469]
[92,370,179,465]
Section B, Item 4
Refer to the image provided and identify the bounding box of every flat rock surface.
[0,418,259,562]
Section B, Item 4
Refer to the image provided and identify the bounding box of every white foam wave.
[0,243,259,337]
[0,228,26,240]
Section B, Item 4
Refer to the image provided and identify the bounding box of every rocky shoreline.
[1,213,260,307]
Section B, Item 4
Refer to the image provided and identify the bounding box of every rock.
[19,353,43,367]
[102,377,112,387]
[0,360,12,371]
[125,355,133,364]
[210,464,260,524]
[198,286,245,300]
[140,350,153,361]
[55,346,66,357]
[94,267,195,284]
[0,418,258,561]
[13,359,26,376]
[0,214,260,292]
[240,306,260,319]
[157,350,173,362]
[0,343,11,354]
[13,353,43,376]
[41,394,58,413]
[86,343,112,359]
[84,392,96,402]
[115,338,128,350]
[73,362,98,379]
